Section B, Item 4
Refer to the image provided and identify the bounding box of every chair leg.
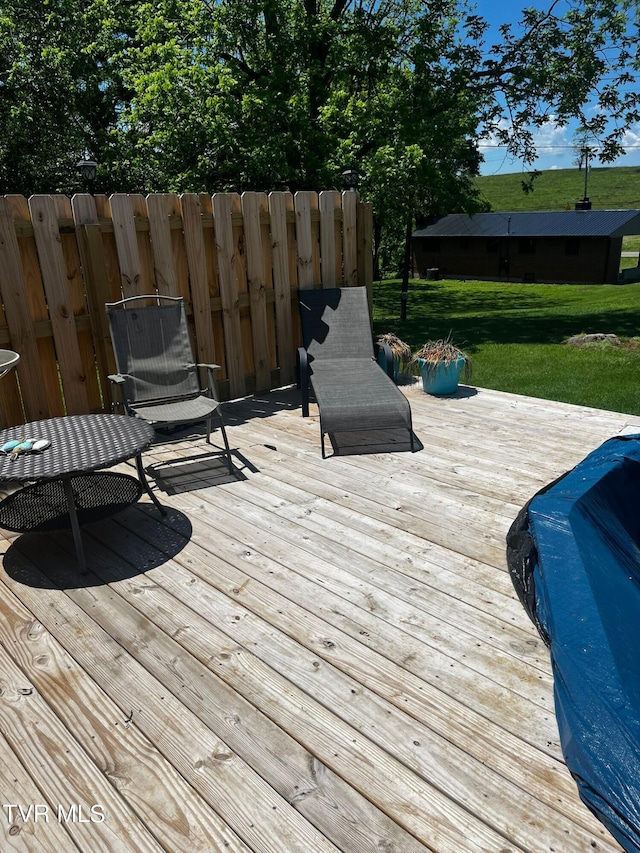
[218,410,234,473]
[206,415,211,444]
[297,348,309,417]
[321,429,326,459]
[135,453,167,515]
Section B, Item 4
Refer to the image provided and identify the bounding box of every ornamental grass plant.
[376,332,412,365]
[412,336,473,383]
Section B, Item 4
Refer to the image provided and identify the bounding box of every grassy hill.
[474,165,640,212]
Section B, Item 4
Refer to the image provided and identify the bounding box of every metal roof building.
[412,210,640,284]
[413,210,640,239]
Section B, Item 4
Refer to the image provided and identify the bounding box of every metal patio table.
[0,414,164,570]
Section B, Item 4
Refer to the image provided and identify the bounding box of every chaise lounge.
[297,286,414,457]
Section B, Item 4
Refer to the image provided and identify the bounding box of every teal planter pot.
[377,349,400,382]
[418,355,466,395]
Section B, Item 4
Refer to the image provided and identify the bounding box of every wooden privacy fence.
[0,191,373,427]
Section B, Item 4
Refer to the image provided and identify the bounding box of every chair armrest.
[107,374,127,414]
[296,347,309,417]
[373,341,395,380]
[196,364,222,402]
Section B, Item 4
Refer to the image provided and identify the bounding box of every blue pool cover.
[506,435,640,853]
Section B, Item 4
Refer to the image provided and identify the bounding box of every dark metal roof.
[413,210,640,239]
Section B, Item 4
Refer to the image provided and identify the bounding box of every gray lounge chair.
[297,286,414,457]
[106,294,233,473]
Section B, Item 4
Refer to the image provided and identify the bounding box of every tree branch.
[219,52,265,83]
[330,0,352,21]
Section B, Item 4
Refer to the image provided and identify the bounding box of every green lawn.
[372,278,640,415]
[475,165,640,211]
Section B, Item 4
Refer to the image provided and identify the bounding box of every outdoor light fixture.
[76,157,98,184]
[341,169,359,191]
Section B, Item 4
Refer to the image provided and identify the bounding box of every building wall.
[413,235,622,284]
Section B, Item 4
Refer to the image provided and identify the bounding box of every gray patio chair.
[106,294,233,473]
[297,286,414,457]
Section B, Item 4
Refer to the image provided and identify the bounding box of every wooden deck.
[1,382,639,853]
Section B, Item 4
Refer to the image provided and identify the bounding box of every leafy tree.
[1,0,638,281]
[0,0,135,195]
[116,0,639,274]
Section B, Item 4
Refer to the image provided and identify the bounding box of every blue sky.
[472,0,640,175]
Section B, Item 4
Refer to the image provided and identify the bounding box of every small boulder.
[566,333,621,346]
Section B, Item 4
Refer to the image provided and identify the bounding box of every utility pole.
[575,145,593,210]
[582,146,591,199]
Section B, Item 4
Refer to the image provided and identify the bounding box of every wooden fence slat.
[147,193,179,296]
[92,195,123,306]
[231,194,256,386]
[268,192,295,385]
[181,194,216,365]
[28,195,90,415]
[294,192,316,290]
[199,193,226,377]
[260,200,277,378]
[71,194,116,397]
[319,191,340,289]
[169,193,192,303]
[212,193,245,398]
[342,191,359,287]
[0,198,48,422]
[130,194,156,295]
[55,195,102,413]
[110,194,145,297]
[311,196,321,286]
[357,201,374,318]
[7,195,65,418]
[242,192,271,392]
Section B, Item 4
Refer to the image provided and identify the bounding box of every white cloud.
[478,117,575,174]
[531,117,571,150]
[621,123,640,149]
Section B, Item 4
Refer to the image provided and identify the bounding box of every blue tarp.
[508,435,640,853]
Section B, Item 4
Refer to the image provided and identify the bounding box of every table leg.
[135,454,167,515]
[62,476,87,570]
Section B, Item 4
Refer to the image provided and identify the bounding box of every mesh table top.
[0,414,155,483]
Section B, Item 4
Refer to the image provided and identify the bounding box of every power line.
[478,144,640,150]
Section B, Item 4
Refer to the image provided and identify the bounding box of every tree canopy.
[1,0,638,272]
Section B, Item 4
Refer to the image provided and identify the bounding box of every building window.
[486,238,499,253]
[565,238,580,255]
[459,238,469,251]
[425,238,440,253]
[519,238,536,255]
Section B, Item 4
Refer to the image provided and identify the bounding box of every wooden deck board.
[1,383,638,852]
